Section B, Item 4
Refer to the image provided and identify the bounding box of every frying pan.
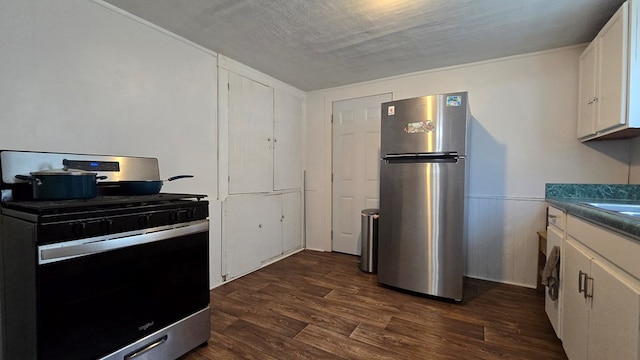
[115,175,194,195]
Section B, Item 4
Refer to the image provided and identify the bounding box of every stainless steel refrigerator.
[378,92,470,301]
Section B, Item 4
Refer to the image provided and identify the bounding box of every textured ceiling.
[103,0,625,91]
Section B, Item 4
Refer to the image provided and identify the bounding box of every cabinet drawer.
[548,206,566,231]
[567,215,640,280]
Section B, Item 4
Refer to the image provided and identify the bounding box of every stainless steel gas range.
[0,150,210,360]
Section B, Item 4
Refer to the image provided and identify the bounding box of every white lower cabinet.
[588,259,640,360]
[546,206,565,338]
[545,223,563,337]
[281,191,302,255]
[223,192,302,280]
[562,217,640,360]
[562,239,595,360]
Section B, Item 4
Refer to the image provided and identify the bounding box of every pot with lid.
[15,167,107,200]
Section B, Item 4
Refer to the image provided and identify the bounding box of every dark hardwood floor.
[181,250,567,359]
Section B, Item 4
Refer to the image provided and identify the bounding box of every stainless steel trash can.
[360,208,379,273]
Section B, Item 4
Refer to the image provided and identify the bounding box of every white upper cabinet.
[596,3,627,133]
[228,72,274,193]
[227,72,303,194]
[577,1,640,141]
[274,89,303,191]
[577,41,597,138]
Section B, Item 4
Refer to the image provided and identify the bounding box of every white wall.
[0,0,222,287]
[629,138,640,183]
[304,46,631,287]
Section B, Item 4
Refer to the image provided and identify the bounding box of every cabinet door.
[562,239,592,360]
[281,191,302,254]
[274,89,303,191]
[262,194,284,260]
[228,72,274,194]
[588,258,640,360]
[577,41,597,138]
[545,225,563,337]
[224,194,281,279]
[596,2,628,133]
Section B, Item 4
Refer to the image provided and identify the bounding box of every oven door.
[36,220,209,360]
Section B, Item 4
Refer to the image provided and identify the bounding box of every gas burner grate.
[1,193,206,214]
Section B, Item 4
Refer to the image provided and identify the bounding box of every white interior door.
[332,93,392,255]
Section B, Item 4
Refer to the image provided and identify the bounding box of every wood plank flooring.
[181,250,567,359]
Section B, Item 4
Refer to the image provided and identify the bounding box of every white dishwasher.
[545,206,565,338]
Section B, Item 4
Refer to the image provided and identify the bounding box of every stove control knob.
[169,211,179,223]
[100,219,113,233]
[72,222,87,236]
[187,208,196,220]
[138,214,151,227]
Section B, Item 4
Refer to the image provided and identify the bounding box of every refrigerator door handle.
[382,152,459,164]
[384,152,457,159]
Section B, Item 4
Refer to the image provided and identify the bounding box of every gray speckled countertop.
[545,184,640,241]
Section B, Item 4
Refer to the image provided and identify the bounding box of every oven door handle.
[124,335,168,360]
[38,220,209,265]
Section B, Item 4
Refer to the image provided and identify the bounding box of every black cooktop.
[1,193,209,243]
[1,193,207,214]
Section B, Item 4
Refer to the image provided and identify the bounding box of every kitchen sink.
[584,203,640,217]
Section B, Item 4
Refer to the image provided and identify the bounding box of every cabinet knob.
[267,137,272,142]
[258,224,263,228]
[138,214,151,227]
[100,218,113,233]
[71,222,87,236]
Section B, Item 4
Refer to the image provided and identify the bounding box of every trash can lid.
[361,208,379,215]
